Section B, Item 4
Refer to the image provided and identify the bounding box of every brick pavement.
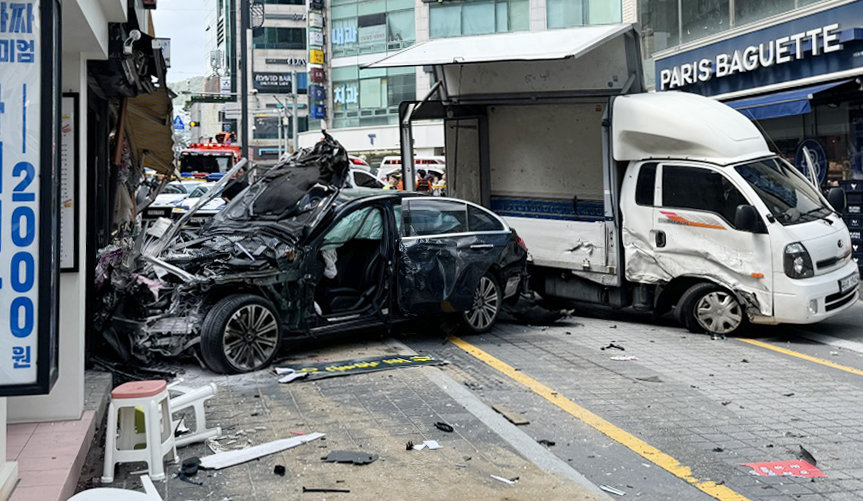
[83,339,603,501]
[407,315,863,500]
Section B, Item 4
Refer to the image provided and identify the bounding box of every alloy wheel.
[464,276,499,331]
[223,304,279,371]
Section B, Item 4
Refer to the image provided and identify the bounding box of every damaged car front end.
[97,134,349,373]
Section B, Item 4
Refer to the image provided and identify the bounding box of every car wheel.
[461,273,502,334]
[675,283,745,337]
[200,294,281,374]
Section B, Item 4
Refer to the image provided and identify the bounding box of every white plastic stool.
[70,475,162,500]
[102,380,177,483]
[168,382,221,448]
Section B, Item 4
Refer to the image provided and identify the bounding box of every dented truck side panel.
[621,161,773,317]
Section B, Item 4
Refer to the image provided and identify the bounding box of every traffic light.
[189,121,199,127]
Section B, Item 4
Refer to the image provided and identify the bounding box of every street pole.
[240,0,250,160]
[291,70,298,153]
[277,112,283,158]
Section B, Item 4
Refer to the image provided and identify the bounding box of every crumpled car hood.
[158,132,350,277]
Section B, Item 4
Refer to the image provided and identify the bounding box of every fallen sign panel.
[742,460,826,478]
[199,432,325,469]
[276,355,441,381]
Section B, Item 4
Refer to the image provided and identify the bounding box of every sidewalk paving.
[80,338,604,501]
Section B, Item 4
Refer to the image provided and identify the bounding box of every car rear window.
[404,199,467,236]
[468,205,503,231]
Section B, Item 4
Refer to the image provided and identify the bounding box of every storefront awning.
[365,24,632,67]
[726,80,852,121]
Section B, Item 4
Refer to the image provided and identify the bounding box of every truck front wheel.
[676,283,745,338]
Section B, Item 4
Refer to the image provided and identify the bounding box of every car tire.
[460,272,502,334]
[200,294,281,374]
[675,282,746,337]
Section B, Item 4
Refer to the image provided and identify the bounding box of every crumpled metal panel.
[97,133,351,363]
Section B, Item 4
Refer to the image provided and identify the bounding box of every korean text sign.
[0,0,59,395]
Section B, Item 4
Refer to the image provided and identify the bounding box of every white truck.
[368,24,859,337]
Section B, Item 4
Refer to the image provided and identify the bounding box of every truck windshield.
[734,157,831,226]
[180,155,233,174]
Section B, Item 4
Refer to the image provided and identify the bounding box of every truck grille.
[825,287,858,312]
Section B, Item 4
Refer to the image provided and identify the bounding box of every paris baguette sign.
[660,23,843,90]
[0,0,60,396]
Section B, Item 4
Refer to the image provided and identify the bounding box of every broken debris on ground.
[322,451,378,465]
[275,354,442,381]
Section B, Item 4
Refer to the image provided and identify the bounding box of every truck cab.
[615,92,857,334]
[367,24,859,336]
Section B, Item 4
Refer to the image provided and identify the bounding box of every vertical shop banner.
[309,49,324,65]
[311,104,326,119]
[309,85,325,102]
[60,94,79,271]
[309,12,323,29]
[309,28,323,48]
[0,0,60,395]
[309,67,325,83]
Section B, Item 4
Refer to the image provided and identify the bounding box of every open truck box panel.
[366,24,644,286]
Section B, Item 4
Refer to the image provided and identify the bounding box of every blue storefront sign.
[309,84,325,102]
[0,0,60,396]
[655,2,863,96]
[311,104,326,119]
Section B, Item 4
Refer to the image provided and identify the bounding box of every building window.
[639,0,803,64]
[254,117,281,139]
[734,0,794,27]
[253,27,306,50]
[332,66,415,128]
[680,0,729,43]
[546,0,620,29]
[430,0,529,39]
[332,1,414,57]
[261,0,304,4]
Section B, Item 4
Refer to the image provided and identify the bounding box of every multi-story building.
[298,0,636,167]
[245,0,312,165]
[645,0,863,184]
[187,0,237,146]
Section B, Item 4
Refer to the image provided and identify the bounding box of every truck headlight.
[784,242,814,279]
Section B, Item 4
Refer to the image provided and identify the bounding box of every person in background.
[416,169,431,192]
[222,178,248,202]
[384,172,402,190]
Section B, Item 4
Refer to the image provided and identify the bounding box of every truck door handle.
[469,243,494,250]
[655,230,666,248]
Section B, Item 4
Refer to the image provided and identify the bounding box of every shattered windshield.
[734,157,831,226]
[210,133,350,231]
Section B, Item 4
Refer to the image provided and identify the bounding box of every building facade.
[298,0,635,166]
[648,0,863,185]
[0,1,173,499]
[244,0,312,164]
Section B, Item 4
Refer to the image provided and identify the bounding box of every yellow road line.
[449,336,750,501]
[738,338,863,377]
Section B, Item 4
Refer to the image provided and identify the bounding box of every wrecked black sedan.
[99,135,528,373]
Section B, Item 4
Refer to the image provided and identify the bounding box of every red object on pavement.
[742,460,826,478]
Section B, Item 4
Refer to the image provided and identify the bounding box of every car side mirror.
[734,204,760,232]
[827,187,846,215]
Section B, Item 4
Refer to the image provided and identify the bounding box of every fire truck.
[179,132,242,177]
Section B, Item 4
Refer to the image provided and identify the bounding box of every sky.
[151,0,211,83]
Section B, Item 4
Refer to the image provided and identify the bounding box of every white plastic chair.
[69,474,162,500]
[101,381,177,483]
